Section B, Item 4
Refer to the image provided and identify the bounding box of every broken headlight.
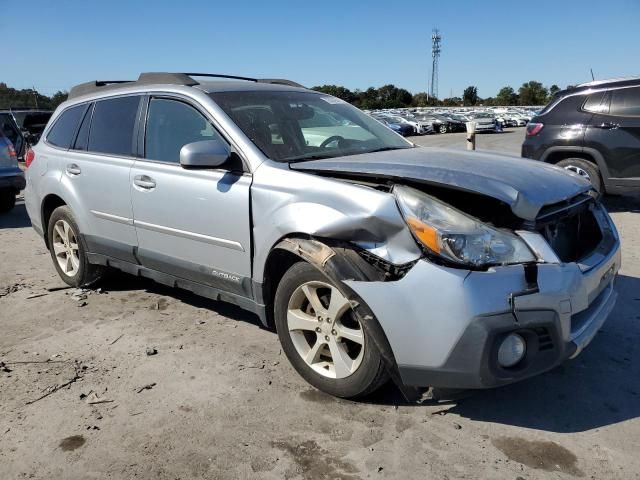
[393,185,536,268]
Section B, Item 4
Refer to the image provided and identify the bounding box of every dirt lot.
[1,130,640,479]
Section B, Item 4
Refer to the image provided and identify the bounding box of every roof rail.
[69,80,132,99]
[577,75,640,88]
[68,72,306,100]
[184,73,305,88]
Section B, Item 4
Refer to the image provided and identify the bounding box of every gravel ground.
[1,130,639,479]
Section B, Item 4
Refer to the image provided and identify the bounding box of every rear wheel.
[556,158,603,193]
[0,189,16,213]
[274,262,388,398]
[47,206,105,287]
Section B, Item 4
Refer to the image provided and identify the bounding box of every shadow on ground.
[603,194,640,213]
[0,201,31,229]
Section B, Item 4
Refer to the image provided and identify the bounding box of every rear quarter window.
[88,96,141,156]
[582,92,608,113]
[46,105,85,149]
[609,87,640,117]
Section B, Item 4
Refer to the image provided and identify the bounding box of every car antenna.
[590,68,595,81]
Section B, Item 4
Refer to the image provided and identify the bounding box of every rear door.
[60,95,141,262]
[584,86,640,183]
[130,95,252,296]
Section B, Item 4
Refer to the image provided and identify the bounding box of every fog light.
[498,333,526,367]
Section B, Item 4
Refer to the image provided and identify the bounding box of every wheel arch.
[261,236,403,386]
[41,193,68,249]
[541,146,611,181]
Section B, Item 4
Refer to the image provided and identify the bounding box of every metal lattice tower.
[430,29,441,99]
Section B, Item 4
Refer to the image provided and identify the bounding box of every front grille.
[534,195,603,262]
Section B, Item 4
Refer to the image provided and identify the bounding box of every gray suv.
[25,73,621,398]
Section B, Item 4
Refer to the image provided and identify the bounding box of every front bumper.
[0,168,26,191]
[346,211,620,389]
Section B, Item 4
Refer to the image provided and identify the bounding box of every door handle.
[593,122,619,130]
[133,175,156,189]
[66,163,81,175]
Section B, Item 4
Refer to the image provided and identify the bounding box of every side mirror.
[179,139,231,169]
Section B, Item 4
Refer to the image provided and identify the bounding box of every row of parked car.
[0,109,53,211]
[367,107,540,136]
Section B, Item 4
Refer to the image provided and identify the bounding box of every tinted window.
[211,91,410,162]
[88,96,140,156]
[582,92,607,113]
[145,98,225,163]
[47,105,85,148]
[609,87,640,117]
[73,103,94,151]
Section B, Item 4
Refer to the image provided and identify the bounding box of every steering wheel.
[319,135,345,149]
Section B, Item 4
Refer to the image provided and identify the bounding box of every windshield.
[210,90,412,162]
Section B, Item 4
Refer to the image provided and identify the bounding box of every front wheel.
[439,124,448,134]
[47,206,105,287]
[556,158,603,194]
[274,262,388,398]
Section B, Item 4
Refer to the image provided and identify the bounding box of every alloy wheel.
[286,280,365,379]
[52,219,80,277]
[563,165,591,181]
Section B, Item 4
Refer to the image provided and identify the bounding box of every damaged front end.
[253,149,620,389]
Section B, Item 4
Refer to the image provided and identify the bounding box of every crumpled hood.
[290,147,592,221]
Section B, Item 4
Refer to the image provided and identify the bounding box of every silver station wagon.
[24,73,620,398]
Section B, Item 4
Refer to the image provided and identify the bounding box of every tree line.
[0,83,68,110]
[313,81,564,109]
[1,79,563,111]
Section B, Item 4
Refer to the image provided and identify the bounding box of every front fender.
[251,164,421,284]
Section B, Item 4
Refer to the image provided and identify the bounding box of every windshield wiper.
[365,146,413,154]
[285,153,338,163]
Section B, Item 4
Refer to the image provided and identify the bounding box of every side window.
[145,98,225,163]
[582,92,607,114]
[88,96,140,156]
[46,105,85,148]
[609,87,640,117]
[73,103,94,151]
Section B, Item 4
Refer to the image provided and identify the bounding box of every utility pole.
[430,29,441,100]
[32,86,39,108]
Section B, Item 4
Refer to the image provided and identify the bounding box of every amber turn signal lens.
[406,217,440,254]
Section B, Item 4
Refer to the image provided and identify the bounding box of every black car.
[419,114,466,134]
[522,77,640,194]
[0,109,52,160]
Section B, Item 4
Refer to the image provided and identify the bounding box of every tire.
[47,205,105,287]
[556,158,603,194]
[0,189,16,213]
[439,124,448,134]
[274,262,389,398]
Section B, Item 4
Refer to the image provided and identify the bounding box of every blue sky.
[2,0,639,98]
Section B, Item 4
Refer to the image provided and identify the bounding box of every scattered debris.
[0,362,12,373]
[71,289,89,302]
[109,334,124,346]
[136,382,157,393]
[431,408,451,416]
[86,392,114,405]
[130,411,143,416]
[26,292,48,299]
[145,347,158,356]
[453,423,462,430]
[46,285,73,292]
[25,360,84,405]
[0,282,29,298]
[76,301,88,307]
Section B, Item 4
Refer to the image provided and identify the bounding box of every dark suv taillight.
[25,148,35,168]
[526,122,544,136]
